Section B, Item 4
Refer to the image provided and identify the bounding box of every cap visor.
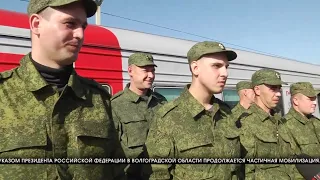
[224,50,237,61]
[83,0,97,17]
[136,64,157,67]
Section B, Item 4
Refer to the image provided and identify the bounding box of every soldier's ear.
[243,89,248,96]
[29,14,42,36]
[291,95,300,106]
[128,65,133,76]
[190,61,199,76]
[253,85,260,96]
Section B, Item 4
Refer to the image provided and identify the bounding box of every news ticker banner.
[0,158,320,164]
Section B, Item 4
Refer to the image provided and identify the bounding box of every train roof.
[102,26,320,76]
[1,8,319,76]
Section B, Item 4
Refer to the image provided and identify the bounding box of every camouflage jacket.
[0,54,125,180]
[145,85,241,180]
[231,103,246,115]
[231,102,249,127]
[279,107,320,179]
[240,103,290,180]
[280,107,320,156]
[111,84,167,177]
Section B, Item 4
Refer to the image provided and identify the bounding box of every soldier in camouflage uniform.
[111,53,167,179]
[145,41,242,180]
[240,69,290,179]
[0,0,125,179]
[279,82,320,179]
[232,81,255,115]
[232,81,254,180]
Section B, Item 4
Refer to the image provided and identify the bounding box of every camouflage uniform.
[232,81,252,180]
[279,82,320,179]
[232,81,253,120]
[0,54,124,178]
[111,53,167,179]
[240,69,290,180]
[231,103,247,116]
[0,1,125,179]
[145,41,241,180]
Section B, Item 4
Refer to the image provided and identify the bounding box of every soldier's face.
[256,84,282,109]
[31,2,87,66]
[192,53,229,94]
[129,65,155,89]
[293,94,317,115]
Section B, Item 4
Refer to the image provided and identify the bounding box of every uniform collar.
[289,107,311,125]
[233,102,246,112]
[180,84,219,119]
[67,72,87,100]
[249,103,271,122]
[17,53,86,100]
[123,83,155,103]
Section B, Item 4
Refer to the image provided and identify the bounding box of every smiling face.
[30,2,88,66]
[190,53,229,94]
[129,65,156,90]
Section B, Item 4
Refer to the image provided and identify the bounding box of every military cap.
[128,53,157,67]
[251,68,287,86]
[290,82,319,97]
[27,0,97,18]
[236,81,253,92]
[187,41,237,64]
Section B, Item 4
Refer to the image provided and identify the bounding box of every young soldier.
[145,41,241,179]
[279,82,320,179]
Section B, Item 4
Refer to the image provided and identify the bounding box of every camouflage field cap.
[236,81,253,91]
[27,0,97,18]
[187,41,237,64]
[251,68,287,86]
[128,53,157,67]
[290,82,318,97]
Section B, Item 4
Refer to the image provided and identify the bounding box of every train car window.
[102,84,112,94]
[153,87,184,101]
[222,89,239,108]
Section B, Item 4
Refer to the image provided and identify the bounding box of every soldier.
[279,82,320,179]
[232,81,255,114]
[111,53,167,179]
[240,68,290,179]
[232,81,254,180]
[0,0,124,179]
[145,41,241,179]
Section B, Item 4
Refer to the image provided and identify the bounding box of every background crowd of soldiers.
[0,0,319,179]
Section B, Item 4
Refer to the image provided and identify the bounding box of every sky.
[1,0,320,65]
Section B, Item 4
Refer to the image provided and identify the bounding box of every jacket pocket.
[121,117,148,148]
[0,122,47,158]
